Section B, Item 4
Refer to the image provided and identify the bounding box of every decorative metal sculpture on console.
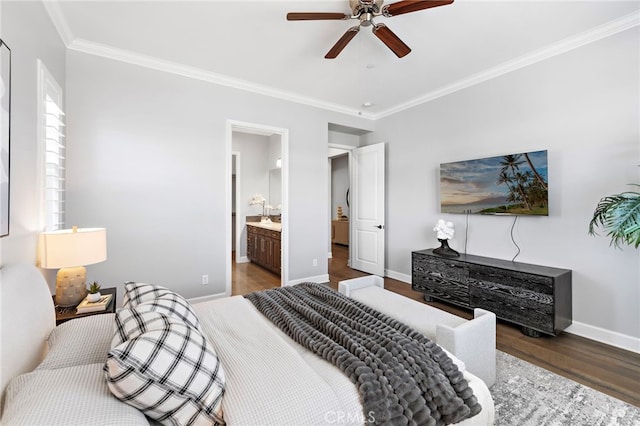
[432,219,459,257]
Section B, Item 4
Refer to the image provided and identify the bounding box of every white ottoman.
[339,275,496,387]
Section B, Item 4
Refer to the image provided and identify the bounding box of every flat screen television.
[440,150,548,216]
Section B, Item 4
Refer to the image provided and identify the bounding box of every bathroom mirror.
[269,168,281,211]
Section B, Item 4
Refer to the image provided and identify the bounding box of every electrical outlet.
[202,275,209,285]
[312,259,318,267]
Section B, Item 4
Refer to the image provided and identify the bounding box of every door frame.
[232,151,241,261]
[226,120,289,296]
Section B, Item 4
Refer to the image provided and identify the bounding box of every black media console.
[412,249,572,337]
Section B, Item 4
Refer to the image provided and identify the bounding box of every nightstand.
[53,287,117,326]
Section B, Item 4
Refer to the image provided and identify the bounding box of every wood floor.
[232,244,640,408]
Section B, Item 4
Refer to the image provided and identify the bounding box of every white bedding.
[193,296,495,426]
[2,364,149,425]
[1,262,494,426]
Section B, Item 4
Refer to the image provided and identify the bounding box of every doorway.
[329,150,352,264]
[328,127,385,277]
[226,120,289,296]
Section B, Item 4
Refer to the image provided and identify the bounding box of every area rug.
[491,351,640,425]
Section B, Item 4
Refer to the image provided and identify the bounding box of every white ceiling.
[47,1,640,119]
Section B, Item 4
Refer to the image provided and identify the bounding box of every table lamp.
[39,226,107,307]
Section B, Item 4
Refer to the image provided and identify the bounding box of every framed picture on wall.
[1,39,10,237]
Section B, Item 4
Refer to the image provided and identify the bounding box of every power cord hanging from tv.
[464,210,470,255]
[510,215,521,262]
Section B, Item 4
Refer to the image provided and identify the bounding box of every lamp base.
[55,266,88,307]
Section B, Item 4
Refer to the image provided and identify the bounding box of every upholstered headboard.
[0,263,56,400]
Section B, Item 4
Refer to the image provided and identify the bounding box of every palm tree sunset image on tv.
[440,150,548,215]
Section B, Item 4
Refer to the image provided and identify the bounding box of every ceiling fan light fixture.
[352,0,383,15]
[287,0,454,58]
[360,13,375,26]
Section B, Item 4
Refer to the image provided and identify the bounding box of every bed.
[0,263,494,425]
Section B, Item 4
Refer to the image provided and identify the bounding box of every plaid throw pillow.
[105,308,225,426]
[122,282,167,308]
[117,282,201,344]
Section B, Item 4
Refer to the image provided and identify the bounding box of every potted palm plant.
[589,185,640,249]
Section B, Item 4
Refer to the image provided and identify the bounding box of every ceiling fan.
[287,0,454,59]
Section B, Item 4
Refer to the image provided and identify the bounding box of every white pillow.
[2,363,147,425]
[37,314,115,370]
[105,308,225,426]
[119,282,201,336]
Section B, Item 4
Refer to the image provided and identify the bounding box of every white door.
[351,143,385,276]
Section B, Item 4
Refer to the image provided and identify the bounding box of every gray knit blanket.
[245,283,481,426]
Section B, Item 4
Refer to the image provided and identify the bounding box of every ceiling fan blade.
[372,24,411,58]
[383,0,454,17]
[325,26,360,59]
[287,12,350,21]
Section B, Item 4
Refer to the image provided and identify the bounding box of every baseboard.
[565,321,640,354]
[236,256,249,263]
[384,269,640,354]
[287,274,330,286]
[188,291,229,304]
[385,269,411,284]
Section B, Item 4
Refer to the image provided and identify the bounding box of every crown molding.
[43,1,637,122]
[66,38,372,119]
[41,0,74,47]
[373,10,640,119]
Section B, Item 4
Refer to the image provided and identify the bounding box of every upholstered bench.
[338,275,496,387]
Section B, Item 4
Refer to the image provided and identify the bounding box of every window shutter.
[38,61,65,231]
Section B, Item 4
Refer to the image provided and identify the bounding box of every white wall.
[363,28,640,350]
[0,2,66,276]
[65,50,374,300]
[329,130,360,147]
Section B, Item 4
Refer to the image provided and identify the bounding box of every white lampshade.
[39,227,107,307]
[39,227,107,268]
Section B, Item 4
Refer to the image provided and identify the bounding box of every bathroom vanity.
[247,222,282,275]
